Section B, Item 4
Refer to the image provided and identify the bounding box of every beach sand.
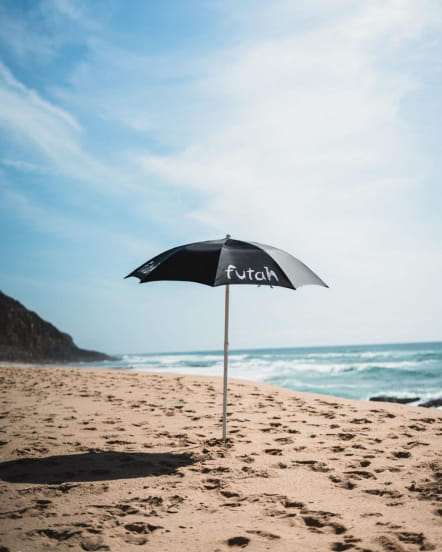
[0,364,441,552]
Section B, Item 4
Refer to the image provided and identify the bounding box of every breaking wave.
[75,342,442,404]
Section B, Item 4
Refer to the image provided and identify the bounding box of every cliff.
[0,291,116,363]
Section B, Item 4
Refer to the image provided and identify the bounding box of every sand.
[0,363,441,552]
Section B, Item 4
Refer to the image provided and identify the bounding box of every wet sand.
[0,363,441,551]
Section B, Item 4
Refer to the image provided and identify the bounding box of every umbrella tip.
[225,233,231,239]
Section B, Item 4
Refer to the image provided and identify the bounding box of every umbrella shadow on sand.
[0,451,196,484]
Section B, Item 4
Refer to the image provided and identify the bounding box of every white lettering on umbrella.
[225,265,279,282]
[139,260,160,276]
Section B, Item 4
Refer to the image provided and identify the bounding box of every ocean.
[77,341,442,406]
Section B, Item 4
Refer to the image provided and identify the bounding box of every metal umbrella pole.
[222,284,230,441]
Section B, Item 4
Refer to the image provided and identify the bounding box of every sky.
[0,0,441,355]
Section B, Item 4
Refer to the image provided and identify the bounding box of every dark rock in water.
[0,290,117,363]
[369,395,420,404]
[419,398,442,408]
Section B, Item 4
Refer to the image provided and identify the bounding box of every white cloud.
[0,62,144,195]
[130,0,442,346]
[135,1,439,246]
[47,0,88,21]
[0,62,80,130]
[1,158,54,174]
[0,174,155,260]
[0,61,83,166]
[0,5,55,61]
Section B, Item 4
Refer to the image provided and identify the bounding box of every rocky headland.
[0,290,115,363]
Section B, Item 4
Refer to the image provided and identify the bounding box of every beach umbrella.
[125,235,328,441]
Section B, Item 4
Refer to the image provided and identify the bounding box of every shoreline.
[1,360,440,410]
[0,363,441,551]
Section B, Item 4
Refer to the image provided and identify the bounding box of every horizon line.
[115,339,442,358]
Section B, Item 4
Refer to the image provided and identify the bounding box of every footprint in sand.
[220,490,241,499]
[226,536,250,548]
[331,536,361,551]
[274,437,293,445]
[294,460,330,473]
[395,531,434,549]
[124,534,148,546]
[246,530,280,540]
[376,534,408,552]
[282,498,305,509]
[264,448,282,456]
[343,470,376,480]
[391,450,411,459]
[203,478,222,490]
[329,475,356,490]
[302,514,346,535]
[31,528,82,542]
[124,522,162,534]
[337,433,355,441]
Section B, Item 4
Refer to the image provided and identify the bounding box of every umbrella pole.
[222,284,230,442]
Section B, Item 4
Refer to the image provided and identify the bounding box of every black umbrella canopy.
[125,236,328,290]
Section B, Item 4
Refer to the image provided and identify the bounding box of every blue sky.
[1,0,441,355]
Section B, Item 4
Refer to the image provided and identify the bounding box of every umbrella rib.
[247,241,297,290]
